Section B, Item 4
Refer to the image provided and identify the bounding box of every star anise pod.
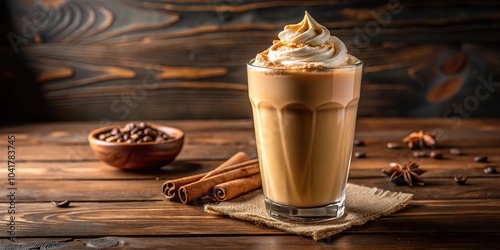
[382,161,427,186]
[402,130,436,149]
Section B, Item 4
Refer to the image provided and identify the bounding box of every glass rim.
[247,58,363,72]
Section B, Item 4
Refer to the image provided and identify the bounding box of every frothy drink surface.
[248,65,362,207]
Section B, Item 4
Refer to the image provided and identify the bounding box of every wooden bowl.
[88,124,184,170]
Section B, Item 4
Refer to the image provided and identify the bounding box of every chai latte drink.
[247,12,362,221]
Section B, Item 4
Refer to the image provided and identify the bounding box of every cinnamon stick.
[201,158,258,180]
[178,164,260,204]
[200,152,251,180]
[161,152,250,200]
[161,173,205,199]
[213,173,262,201]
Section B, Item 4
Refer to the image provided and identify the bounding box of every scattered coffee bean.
[474,155,488,163]
[450,148,462,155]
[430,150,443,159]
[387,142,402,149]
[354,151,366,158]
[454,175,467,185]
[483,166,497,174]
[51,200,70,208]
[413,151,427,158]
[354,139,365,147]
[97,122,174,144]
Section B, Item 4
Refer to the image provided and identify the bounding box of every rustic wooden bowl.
[88,124,184,170]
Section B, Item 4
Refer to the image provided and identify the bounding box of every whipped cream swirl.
[255,11,349,68]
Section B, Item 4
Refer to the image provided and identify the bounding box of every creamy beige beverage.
[248,12,362,220]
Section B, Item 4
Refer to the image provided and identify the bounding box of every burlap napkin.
[205,183,413,241]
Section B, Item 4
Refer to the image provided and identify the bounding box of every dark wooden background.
[1,0,500,123]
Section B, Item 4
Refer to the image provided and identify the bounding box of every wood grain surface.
[1,1,500,122]
[2,234,499,250]
[0,118,499,248]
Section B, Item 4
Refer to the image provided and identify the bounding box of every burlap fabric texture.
[205,183,413,241]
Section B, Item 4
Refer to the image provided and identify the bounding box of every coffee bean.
[131,127,139,134]
[97,123,174,144]
[354,139,365,147]
[126,122,135,128]
[474,155,488,163]
[413,151,427,158]
[454,175,467,185]
[51,200,70,208]
[387,142,402,149]
[430,151,443,159]
[450,148,462,155]
[483,166,497,174]
[150,130,158,137]
[105,135,119,142]
[354,151,366,158]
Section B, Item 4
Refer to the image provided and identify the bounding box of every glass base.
[264,195,346,223]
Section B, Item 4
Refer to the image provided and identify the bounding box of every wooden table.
[1,118,499,249]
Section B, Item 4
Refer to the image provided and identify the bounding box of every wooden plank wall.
[1,0,500,122]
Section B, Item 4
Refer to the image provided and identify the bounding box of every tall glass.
[247,59,363,222]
